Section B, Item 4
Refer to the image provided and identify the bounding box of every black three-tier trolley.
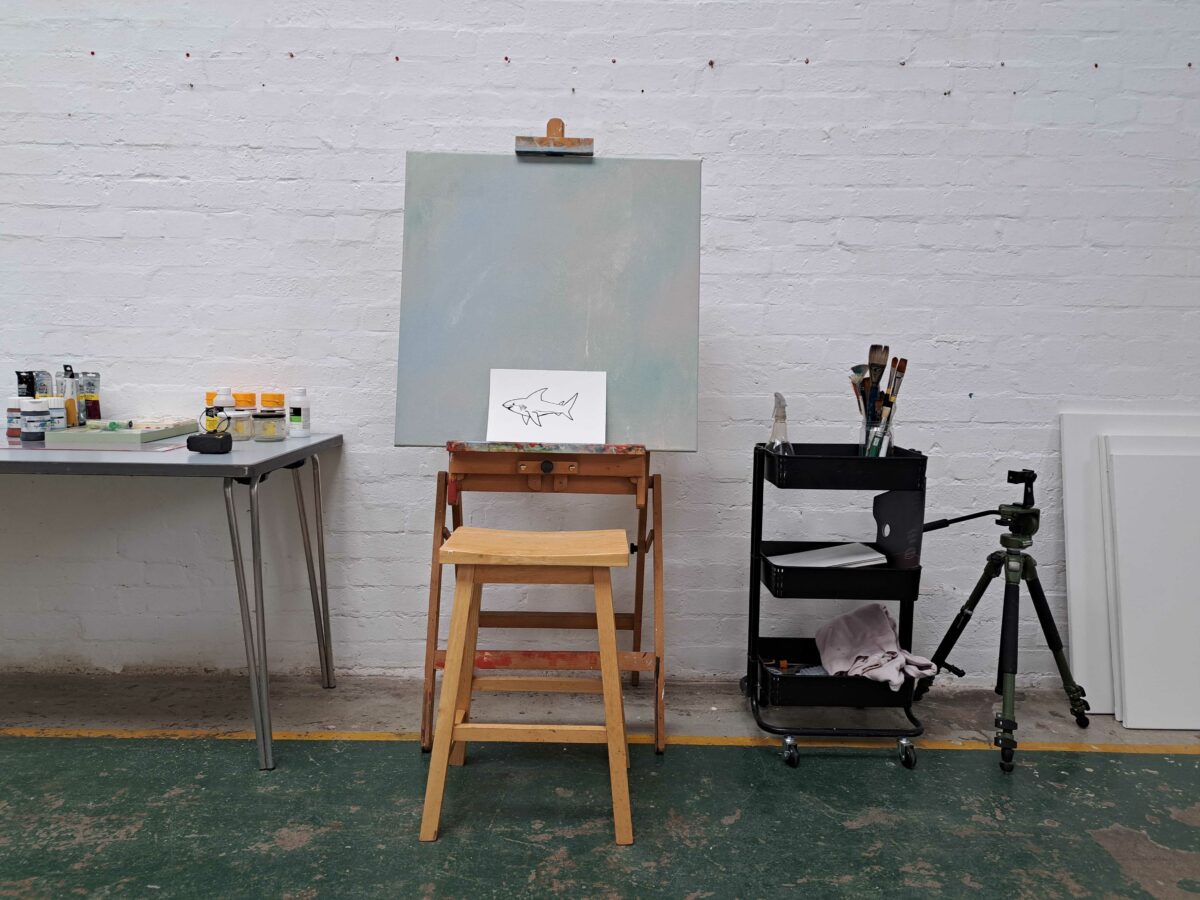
[742,443,929,769]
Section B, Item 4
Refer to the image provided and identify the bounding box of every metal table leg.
[248,475,274,767]
[292,458,335,688]
[312,456,334,686]
[224,477,272,770]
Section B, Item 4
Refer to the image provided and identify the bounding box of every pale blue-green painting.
[394,152,700,451]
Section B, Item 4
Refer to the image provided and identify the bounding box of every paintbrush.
[885,356,898,396]
[850,364,868,415]
[868,344,888,418]
[861,375,874,422]
[890,358,908,403]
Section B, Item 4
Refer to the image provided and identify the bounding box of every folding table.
[0,433,343,769]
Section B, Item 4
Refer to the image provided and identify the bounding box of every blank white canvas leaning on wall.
[1059,410,1200,716]
[1101,435,1200,729]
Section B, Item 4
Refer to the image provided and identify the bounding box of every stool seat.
[439,526,630,568]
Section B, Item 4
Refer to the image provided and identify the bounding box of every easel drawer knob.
[517,460,579,475]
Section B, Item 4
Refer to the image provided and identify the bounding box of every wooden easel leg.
[420,471,449,752]
[593,567,633,846]
[651,474,666,754]
[449,583,482,767]
[630,498,648,688]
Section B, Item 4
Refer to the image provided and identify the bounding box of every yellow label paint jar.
[252,410,287,442]
[228,409,253,441]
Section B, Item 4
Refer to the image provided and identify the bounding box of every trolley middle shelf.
[759,540,922,601]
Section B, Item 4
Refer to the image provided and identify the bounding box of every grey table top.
[0,433,343,478]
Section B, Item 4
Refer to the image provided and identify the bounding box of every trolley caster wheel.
[999,747,1015,773]
[782,737,800,768]
[1075,714,1090,728]
[898,739,916,770]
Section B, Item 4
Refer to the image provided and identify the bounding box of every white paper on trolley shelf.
[767,543,886,569]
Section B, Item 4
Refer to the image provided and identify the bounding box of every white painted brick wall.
[3,1,1199,686]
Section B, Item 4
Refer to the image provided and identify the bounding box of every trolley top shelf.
[758,443,926,492]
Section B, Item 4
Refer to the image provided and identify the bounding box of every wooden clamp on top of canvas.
[515,118,594,157]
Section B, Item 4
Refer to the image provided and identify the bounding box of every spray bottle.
[768,392,792,455]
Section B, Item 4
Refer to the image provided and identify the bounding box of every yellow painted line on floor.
[1,726,1197,755]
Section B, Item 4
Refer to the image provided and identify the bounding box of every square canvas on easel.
[486,369,606,443]
[394,151,700,451]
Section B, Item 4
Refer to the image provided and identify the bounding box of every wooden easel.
[420,441,666,753]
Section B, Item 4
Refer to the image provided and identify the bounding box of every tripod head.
[996,470,1039,549]
[923,468,1040,549]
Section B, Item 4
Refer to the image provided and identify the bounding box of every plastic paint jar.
[6,396,22,438]
[252,410,287,442]
[233,391,257,413]
[288,387,311,436]
[20,398,50,442]
[47,396,67,431]
[228,409,253,441]
[260,391,284,411]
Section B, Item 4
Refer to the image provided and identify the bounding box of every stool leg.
[594,567,634,846]
[420,565,476,842]
[449,582,482,767]
[420,472,449,752]
[651,474,667,754]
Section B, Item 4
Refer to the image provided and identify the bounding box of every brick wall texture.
[3,1,1199,683]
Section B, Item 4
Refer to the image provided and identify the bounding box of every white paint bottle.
[288,388,311,436]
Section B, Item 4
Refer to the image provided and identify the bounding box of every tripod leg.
[1024,557,1090,727]
[994,572,1021,773]
[930,552,1004,677]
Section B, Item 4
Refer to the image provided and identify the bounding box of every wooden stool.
[419,527,634,845]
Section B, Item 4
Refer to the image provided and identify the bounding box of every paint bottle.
[253,410,287,442]
[288,388,311,436]
[33,370,54,399]
[6,397,21,439]
[202,391,218,432]
[231,393,256,440]
[78,371,102,421]
[228,409,253,441]
[254,392,287,441]
[202,386,235,434]
[56,365,80,427]
[47,396,67,431]
[15,371,35,398]
[20,398,50,442]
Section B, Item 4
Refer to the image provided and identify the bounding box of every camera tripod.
[918,470,1090,772]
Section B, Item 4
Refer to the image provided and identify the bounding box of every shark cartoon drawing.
[502,388,579,427]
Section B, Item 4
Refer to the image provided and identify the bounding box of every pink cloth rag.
[815,603,935,691]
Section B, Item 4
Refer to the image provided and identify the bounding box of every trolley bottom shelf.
[745,636,923,743]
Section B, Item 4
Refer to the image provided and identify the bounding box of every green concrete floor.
[2,738,1198,898]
